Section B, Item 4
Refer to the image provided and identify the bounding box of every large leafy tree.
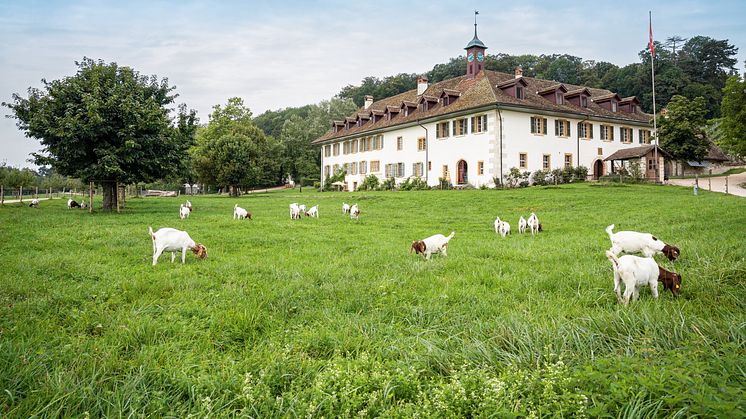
[3,58,198,210]
[719,75,746,158]
[658,95,710,163]
[191,98,279,195]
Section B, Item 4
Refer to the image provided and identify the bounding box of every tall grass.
[1,184,744,417]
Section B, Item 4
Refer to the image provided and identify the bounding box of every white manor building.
[314,24,655,190]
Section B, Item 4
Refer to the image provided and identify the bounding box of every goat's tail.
[605,224,615,238]
[605,250,619,270]
[148,226,155,241]
[446,231,455,241]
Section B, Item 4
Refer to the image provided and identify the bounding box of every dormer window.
[538,84,568,105]
[611,101,618,112]
[555,91,564,105]
[497,77,528,99]
[440,89,461,106]
[516,85,524,99]
[592,93,622,112]
[581,96,588,108]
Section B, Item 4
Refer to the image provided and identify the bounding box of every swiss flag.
[649,19,655,58]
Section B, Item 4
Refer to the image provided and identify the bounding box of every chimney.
[417,75,429,96]
[515,67,523,79]
[364,95,374,110]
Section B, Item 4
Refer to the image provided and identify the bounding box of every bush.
[437,177,453,190]
[357,175,380,191]
[323,168,346,191]
[400,177,429,191]
[381,177,397,191]
[505,167,530,188]
[312,181,321,190]
[532,169,551,186]
[627,161,644,182]
[492,176,503,189]
[574,166,589,181]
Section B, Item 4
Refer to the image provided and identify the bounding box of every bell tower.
[465,10,487,78]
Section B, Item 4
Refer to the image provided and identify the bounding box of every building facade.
[313,26,654,190]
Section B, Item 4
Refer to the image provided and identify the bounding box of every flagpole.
[650,11,659,182]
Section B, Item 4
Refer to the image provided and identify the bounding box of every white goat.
[306,205,319,218]
[493,216,511,237]
[67,199,80,209]
[518,216,527,234]
[410,232,455,260]
[179,204,190,220]
[29,199,40,208]
[527,212,541,235]
[298,204,307,214]
[233,204,251,220]
[606,251,682,305]
[149,226,207,266]
[289,203,301,220]
[605,224,680,261]
[80,200,87,209]
[342,202,350,214]
[185,200,192,212]
[350,204,360,220]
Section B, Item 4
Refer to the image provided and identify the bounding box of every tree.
[191,98,279,195]
[3,58,198,210]
[658,95,709,163]
[719,75,746,158]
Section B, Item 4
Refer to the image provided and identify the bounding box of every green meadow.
[1,184,744,417]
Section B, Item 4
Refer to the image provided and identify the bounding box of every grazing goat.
[179,204,190,220]
[306,205,319,218]
[67,199,80,209]
[342,202,350,214]
[185,200,192,212]
[606,224,680,261]
[149,226,207,266]
[606,251,681,305]
[411,232,455,260]
[518,216,527,234]
[494,217,510,237]
[233,204,251,220]
[80,200,87,209]
[350,204,360,220]
[289,203,301,220]
[527,212,541,235]
[29,199,40,208]
[298,204,307,214]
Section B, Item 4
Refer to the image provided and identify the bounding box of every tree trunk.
[230,185,239,197]
[102,181,117,210]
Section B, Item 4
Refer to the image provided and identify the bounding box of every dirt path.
[667,171,746,197]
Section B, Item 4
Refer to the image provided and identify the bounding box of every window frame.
[555,119,570,138]
[397,136,403,151]
[477,160,484,175]
[519,153,528,169]
[370,160,380,173]
[542,154,551,170]
[471,114,488,134]
[564,153,573,168]
[417,137,427,151]
[530,116,547,135]
[453,118,468,136]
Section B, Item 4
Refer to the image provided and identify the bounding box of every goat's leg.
[650,281,659,299]
[153,247,164,266]
[613,271,621,295]
[621,286,633,305]
[171,252,176,263]
[182,248,187,264]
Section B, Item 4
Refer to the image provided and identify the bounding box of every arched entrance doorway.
[593,159,604,180]
[457,160,468,185]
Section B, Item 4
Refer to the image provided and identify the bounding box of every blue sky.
[1,0,745,168]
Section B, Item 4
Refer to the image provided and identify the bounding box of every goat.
[29,199,40,208]
[342,202,350,214]
[410,232,455,260]
[350,204,360,220]
[149,226,207,266]
[306,205,319,218]
[298,204,307,214]
[518,216,527,234]
[179,204,190,220]
[80,200,87,209]
[185,200,193,212]
[606,224,680,261]
[494,216,511,237]
[527,212,541,235]
[289,203,301,219]
[233,204,251,220]
[606,251,681,304]
[67,199,81,209]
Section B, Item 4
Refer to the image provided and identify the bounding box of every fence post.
[1,185,3,205]
[116,182,120,213]
[89,181,93,213]
[725,176,729,195]
[35,187,38,199]
[20,186,23,202]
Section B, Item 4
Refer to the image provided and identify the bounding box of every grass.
[1,184,745,417]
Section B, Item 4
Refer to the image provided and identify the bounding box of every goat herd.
[30,196,684,305]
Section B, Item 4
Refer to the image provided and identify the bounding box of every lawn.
[1,184,744,417]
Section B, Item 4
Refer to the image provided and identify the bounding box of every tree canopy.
[3,58,198,209]
[719,75,746,158]
[658,95,710,162]
[191,98,279,195]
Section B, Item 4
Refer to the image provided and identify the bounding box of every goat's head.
[658,266,682,296]
[192,244,208,259]
[538,222,543,232]
[662,244,680,261]
[246,212,252,220]
[410,240,426,255]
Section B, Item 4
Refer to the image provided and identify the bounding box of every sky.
[1,0,745,168]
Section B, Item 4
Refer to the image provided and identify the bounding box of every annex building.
[313,23,655,190]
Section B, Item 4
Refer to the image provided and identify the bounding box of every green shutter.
[543,118,548,135]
